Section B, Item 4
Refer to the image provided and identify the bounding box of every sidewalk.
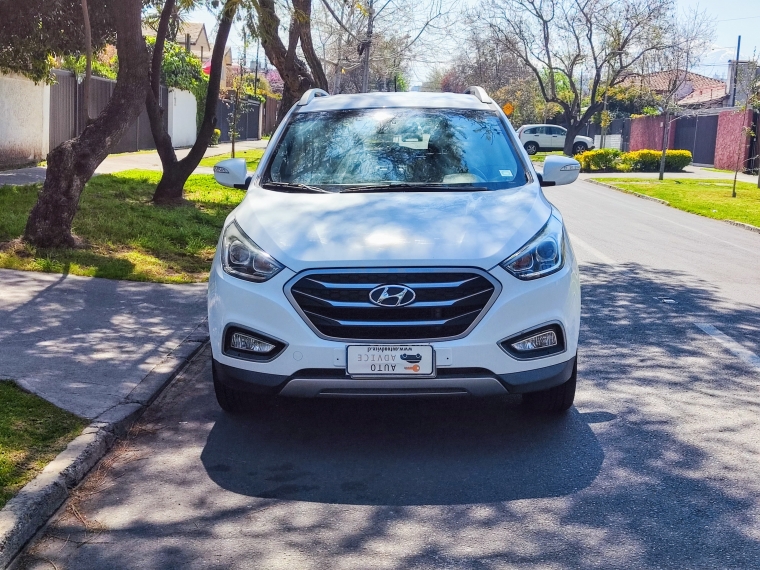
[0,268,207,419]
[0,139,268,186]
[578,165,759,183]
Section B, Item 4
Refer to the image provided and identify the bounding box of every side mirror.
[213,158,249,189]
[541,155,581,187]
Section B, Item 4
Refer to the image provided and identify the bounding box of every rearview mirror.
[213,158,249,189]
[540,155,581,187]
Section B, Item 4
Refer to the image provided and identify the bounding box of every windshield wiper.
[261,181,332,194]
[340,183,490,193]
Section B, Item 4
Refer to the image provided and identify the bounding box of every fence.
[565,107,758,170]
[262,96,280,136]
[577,118,631,152]
[49,70,262,155]
[49,69,169,154]
[215,98,261,143]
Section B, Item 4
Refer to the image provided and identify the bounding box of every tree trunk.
[561,103,602,156]
[23,0,148,248]
[149,0,236,204]
[292,0,328,91]
[254,0,319,125]
[562,120,585,156]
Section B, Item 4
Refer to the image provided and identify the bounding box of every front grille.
[286,269,500,341]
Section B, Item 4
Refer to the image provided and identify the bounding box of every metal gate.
[672,114,719,166]
[215,98,261,143]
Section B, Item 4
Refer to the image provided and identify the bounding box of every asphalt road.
[14,180,760,570]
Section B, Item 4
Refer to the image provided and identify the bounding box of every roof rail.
[297,88,330,106]
[464,86,493,104]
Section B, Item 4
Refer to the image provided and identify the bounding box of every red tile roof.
[677,87,728,106]
[621,70,726,93]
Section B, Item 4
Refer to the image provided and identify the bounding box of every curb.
[586,179,670,205]
[724,219,760,234]
[587,180,760,236]
[0,320,209,569]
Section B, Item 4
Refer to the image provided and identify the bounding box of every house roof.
[177,23,205,45]
[621,70,726,93]
[677,86,728,106]
[142,22,206,45]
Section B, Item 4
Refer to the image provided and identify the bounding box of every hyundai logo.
[368,285,416,307]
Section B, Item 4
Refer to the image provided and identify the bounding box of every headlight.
[221,221,284,282]
[501,214,566,280]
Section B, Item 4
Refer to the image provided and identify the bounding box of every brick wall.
[713,109,754,171]
[629,115,676,151]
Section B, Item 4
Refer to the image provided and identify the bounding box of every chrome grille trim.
[304,276,480,289]
[284,267,502,342]
[295,287,494,309]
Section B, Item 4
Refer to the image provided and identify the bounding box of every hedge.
[575,149,692,172]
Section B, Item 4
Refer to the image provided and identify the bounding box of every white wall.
[167,88,197,148]
[0,73,50,167]
[593,134,622,150]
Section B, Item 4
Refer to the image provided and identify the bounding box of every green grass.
[530,151,564,163]
[0,170,246,283]
[198,148,265,170]
[592,178,760,228]
[0,381,86,510]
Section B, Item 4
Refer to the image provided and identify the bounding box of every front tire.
[572,142,588,155]
[523,359,577,413]
[524,141,539,155]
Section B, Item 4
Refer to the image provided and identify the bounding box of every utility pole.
[600,65,612,149]
[361,0,375,93]
[731,35,741,107]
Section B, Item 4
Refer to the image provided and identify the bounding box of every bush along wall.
[575,149,692,172]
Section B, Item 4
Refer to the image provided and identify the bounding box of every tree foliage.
[0,0,114,82]
[480,0,675,154]
[59,53,118,80]
[146,35,208,129]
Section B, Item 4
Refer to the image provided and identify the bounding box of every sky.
[187,0,760,85]
[679,0,760,79]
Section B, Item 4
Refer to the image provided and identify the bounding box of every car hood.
[231,183,552,271]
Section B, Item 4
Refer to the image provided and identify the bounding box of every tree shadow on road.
[201,396,604,506]
[18,262,760,569]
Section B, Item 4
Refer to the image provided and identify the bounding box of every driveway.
[13,179,760,569]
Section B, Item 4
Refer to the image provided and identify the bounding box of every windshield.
[265,108,528,191]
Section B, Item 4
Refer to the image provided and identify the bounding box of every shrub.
[211,129,221,146]
[618,149,661,172]
[619,149,692,172]
[664,149,692,171]
[575,148,621,171]
[575,148,692,172]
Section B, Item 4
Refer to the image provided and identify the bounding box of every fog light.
[511,330,558,352]
[230,332,275,353]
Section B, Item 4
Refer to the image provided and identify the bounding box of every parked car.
[209,87,581,414]
[517,124,594,155]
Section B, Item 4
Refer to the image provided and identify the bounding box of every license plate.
[346,345,435,377]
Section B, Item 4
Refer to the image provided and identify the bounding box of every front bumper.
[208,251,581,397]
[213,356,576,397]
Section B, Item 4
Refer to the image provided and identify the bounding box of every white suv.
[517,124,594,155]
[209,87,581,413]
